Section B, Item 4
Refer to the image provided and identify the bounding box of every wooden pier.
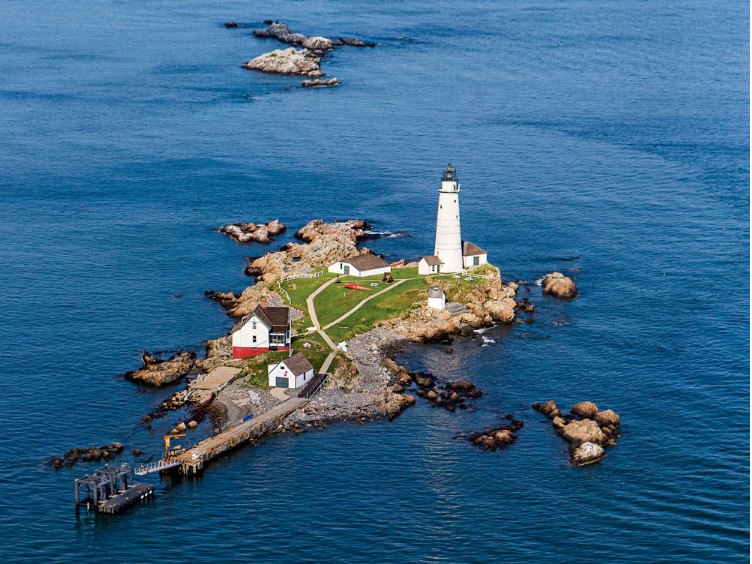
[175,397,308,474]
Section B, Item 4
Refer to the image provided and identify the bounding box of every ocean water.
[0,0,748,562]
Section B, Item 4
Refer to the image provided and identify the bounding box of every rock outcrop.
[302,78,340,88]
[542,272,578,299]
[467,418,524,451]
[383,270,518,342]
[218,219,286,244]
[51,442,125,468]
[251,21,375,52]
[241,48,324,77]
[534,400,622,466]
[294,219,370,242]
[124,350,196,387]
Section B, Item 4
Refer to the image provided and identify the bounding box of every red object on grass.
[343,284,372,291]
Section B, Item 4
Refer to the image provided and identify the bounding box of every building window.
[473,256,479,266]
[252,321,256,329]
[252,335,257,343]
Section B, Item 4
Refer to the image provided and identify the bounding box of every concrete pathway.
[306,277,337,330]
[323,279,407,330]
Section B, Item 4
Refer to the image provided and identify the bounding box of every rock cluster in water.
[467,416,525,451]
[242,22,375,81]
[533,400,622,465]
[50,442,124,468]
[124,350,196,387]
[218,219,286,244]
[542,272,578,299]
[251,21,375,53]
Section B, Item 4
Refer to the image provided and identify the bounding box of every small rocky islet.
[238,21,376,86]
[218,219,286,244]
[533,400,622,466]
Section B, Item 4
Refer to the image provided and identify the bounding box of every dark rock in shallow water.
[224,22,239,28]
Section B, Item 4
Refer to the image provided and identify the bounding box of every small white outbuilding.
[427,286,446,310]
[418,255,444,275]
[328,254,392,278]
[267,353,315,389]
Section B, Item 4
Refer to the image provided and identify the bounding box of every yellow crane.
[164,433,185,459]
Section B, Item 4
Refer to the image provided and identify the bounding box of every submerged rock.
[242,48,324,78]
[542,272,578,299]
[302,78,341,88]
[467,418,524,451]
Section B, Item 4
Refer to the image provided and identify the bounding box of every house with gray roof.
[328,253,392,278]
[267,353,315,389]
[462,241,487,269]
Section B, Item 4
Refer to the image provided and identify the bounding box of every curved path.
[306,277,408,374]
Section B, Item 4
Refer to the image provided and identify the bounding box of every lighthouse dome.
[442,163,457,182]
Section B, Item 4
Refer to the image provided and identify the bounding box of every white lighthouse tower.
[433,163,464,273]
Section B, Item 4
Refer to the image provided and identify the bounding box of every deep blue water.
[0,0,748,561]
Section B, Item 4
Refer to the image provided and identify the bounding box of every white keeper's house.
[328,254,392,278]
[230,302,291,359]
[268,353,315,389]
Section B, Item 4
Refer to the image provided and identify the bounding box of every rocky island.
[240,21,376,83]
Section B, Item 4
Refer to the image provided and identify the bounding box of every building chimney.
[262,299,266,308]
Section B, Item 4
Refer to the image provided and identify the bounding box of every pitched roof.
[230,305,289,334]
[462,241,486,256]
[421,255,444,266]
[280,353,314,376]
[428,286,445,298]
[340,254,389,271]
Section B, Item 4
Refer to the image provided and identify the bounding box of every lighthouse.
[433,163,464,273]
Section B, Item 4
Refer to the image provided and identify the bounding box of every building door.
[276,377,289,388]
[344,265,350,275]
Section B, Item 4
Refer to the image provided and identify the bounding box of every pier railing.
[300,372,327,399]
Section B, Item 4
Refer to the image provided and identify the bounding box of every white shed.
[267,353,315,389]
[427,286,446,310]
[328,254,392,278]
[462,241,488,269]
[418,255,444,275]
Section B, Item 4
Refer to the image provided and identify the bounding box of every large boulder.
[537,400,561,419]
[252,21,291,39]
[241,48,324,78]
[542,272,578,299]
[570,442,606,466]
[561,419,607,446]
[446,381,475,393]
[303,36,333,51]
[294,219,370,242]
[571,401,599,419]
[483,300,515,324]
[595,409,621,428]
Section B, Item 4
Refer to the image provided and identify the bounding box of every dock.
[75,463,154,514]
[133,397,308,475]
